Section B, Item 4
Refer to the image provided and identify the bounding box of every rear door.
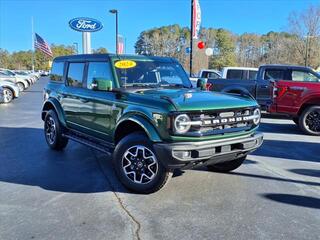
[61,61,87,131]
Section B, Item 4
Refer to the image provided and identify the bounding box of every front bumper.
[154,132,263,169]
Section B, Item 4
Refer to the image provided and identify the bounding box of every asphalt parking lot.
[0,78,319,240]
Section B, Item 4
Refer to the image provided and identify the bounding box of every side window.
[50,62,64,82]
[264,69,285,80]
[207,72,220,79]
[227,70,244,80]
[248,70,258,80]
[67,62,85,88]
[87,62,114,89]
[291,71,319,82]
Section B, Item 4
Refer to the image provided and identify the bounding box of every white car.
[0,86,4,103]
[14,70,37,84]
[0,69,30,91]
[0,80,20,103]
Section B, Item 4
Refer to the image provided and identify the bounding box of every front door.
[77,61,120,141]
[257,68,285,109]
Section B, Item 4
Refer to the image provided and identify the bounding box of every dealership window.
[87,62,114,89]
[50,62,64,82]
[264,69,285,80]
[67,63,85,87]
[291,71,319,82]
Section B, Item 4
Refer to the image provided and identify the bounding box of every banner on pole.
[192,0,201,39]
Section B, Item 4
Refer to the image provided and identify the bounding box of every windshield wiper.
[123,83,159,88]
[160,83,191,88]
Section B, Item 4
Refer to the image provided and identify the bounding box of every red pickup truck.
[206,65,320,135]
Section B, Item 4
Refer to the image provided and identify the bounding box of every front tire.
[2,88,14,103]
[44,110,68,150]
[207,156,246,173]
[112,132,171,194]
[299,106,320,136]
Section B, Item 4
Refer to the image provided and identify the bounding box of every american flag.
[117,35,124,54]
[34,33,53,57]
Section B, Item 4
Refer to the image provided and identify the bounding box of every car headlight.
[174,114,191,134]
[253,108,261,125]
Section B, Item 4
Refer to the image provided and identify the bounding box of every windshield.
[114,60,192,88]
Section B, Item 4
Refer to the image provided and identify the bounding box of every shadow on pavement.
[0,127,128,194]
[289,169,320,178]
[254,139,320,163]
[262,194,320,209]
[227,172,320,187]
[258,122,304,135]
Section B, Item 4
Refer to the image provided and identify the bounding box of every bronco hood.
[136,88,258,111]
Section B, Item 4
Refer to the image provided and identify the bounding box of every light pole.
[109,9,118,54]
[73,42,78,54]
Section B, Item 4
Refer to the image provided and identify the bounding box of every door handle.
[260,85,269,89]
[80,99,89,103]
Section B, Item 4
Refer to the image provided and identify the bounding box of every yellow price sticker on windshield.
[115,60,137,69]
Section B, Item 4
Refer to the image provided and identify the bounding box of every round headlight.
[174,114,191,134]
[253,108,261,125]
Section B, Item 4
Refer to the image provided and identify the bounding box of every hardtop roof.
[53,53,177,63]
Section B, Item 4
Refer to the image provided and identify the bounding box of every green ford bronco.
[42,54,263,193]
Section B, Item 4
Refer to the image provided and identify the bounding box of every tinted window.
[67,63,85,87]
[87,62,113,89]
[264,69,285,80]
[203,71,220,79]
[227,70,244,79]
[291,71,319,82]
[248,70,258,80]
[50,62,64,81]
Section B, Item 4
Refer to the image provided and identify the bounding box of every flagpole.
[31,16,35,72]
[189,0,194,77]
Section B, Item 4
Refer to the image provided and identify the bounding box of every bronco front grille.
[185,108,255,136]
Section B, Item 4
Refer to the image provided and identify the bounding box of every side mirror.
[92,78,113,91]
[197,78,207,90]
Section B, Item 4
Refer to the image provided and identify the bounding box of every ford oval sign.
[69,17,103,32]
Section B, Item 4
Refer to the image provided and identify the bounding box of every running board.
[63,131,114,155]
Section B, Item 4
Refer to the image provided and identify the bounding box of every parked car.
[0,80,20,103]
[206,64,320,135]
[14,70,37,84]
[41,54,263,193]
[0,69,30,91]
[0,86,4,103]
[190,69,221,86]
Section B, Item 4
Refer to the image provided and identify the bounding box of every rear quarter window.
[226,70,244,79]
[50,62,64,82]
[264,69,285,80]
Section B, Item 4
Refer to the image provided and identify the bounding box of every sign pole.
[189,0,194,77]
[82,32,92,54]
[31,16,35,72]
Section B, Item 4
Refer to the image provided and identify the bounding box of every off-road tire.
[44,110,68,150]
[299,106,320,136]
[112,132,172,194]
[207,156,246,173]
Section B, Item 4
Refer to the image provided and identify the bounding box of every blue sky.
[0,0,319,54]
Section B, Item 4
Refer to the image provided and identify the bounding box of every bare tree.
[288,5,320,68]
